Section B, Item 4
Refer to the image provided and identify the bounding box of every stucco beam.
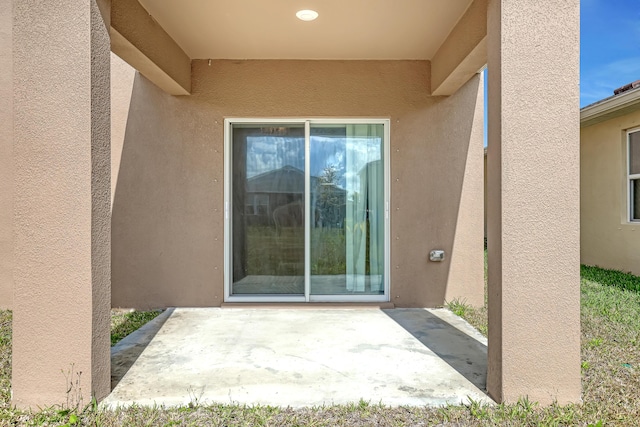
[111,0,190,96]
[430,0,487,96]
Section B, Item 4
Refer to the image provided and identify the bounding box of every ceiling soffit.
[136,0,474,60]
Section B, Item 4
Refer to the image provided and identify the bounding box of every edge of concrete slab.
[427,308,488,346]
[111,308,175,389]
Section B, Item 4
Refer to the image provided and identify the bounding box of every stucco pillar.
[12,0,111,407]
[486,0,581,404]
[0,0,13,310]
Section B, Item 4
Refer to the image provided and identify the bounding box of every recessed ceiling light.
[296,9,318,21]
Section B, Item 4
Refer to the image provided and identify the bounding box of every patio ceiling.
[135,0,474,60]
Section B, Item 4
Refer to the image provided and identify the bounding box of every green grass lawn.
[1,265,640,425]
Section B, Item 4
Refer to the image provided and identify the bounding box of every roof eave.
[581,87,640,128]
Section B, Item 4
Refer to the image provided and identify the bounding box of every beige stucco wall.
[444,71,485,305]
[581,109,640,275]
[111,52,136,206]
[112,60,484,309]
[0,0,13,310]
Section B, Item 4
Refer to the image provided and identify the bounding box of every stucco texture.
[486,0,581,404]
[111,60,484,309]
[0,0,13,310]
[111,52,136,205]
[110,0,190,95]
[581,110,640,275]
[12,0,111,408]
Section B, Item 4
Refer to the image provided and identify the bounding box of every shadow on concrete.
[383,308,488,391]
[110,308,174,389]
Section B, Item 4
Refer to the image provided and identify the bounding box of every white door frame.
[223,118,390,302]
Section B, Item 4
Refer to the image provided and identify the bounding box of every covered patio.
[2,0,581,408]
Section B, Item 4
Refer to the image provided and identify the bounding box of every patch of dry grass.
[0,311,10,409]
[578,280,640,424]
[110,309,162,346]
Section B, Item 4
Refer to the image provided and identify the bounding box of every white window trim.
[223,118,391,303]
[627,127,640,222]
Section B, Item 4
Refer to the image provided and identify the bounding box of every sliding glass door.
[225,119,389,302]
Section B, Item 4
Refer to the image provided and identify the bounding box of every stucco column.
[0,0,13,310]
[12,0,111,407]
[486,0,581,404]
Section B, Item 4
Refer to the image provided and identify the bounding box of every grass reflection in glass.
[245,226,347,276]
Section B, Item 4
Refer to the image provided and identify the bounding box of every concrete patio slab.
[103,308,491,408]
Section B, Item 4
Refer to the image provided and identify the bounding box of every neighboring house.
[244,165,347,228]
[580,81,640,275]
[0,0,581,410]
[244,165,308,226]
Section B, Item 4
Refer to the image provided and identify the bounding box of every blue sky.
[581,0,640,107]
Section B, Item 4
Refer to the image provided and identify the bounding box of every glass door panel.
[231,124,305,295]
[309,124,385,296]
